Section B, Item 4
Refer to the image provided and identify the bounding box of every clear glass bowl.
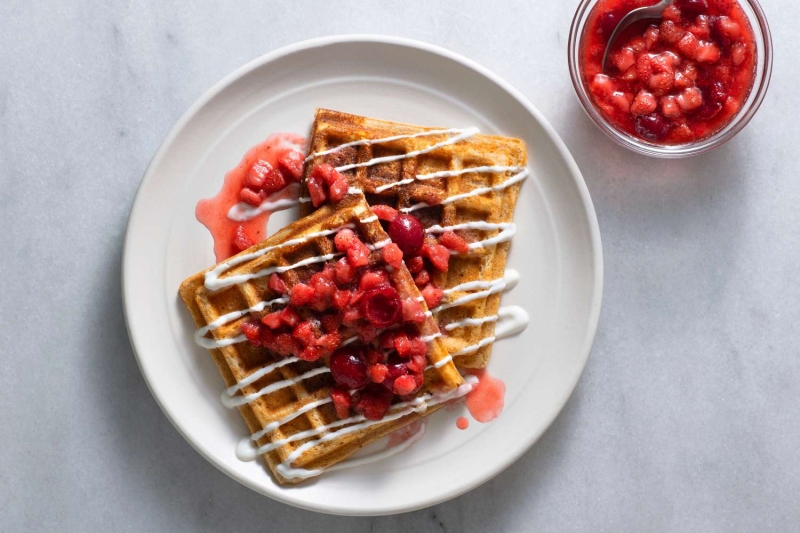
[568,0,773,158]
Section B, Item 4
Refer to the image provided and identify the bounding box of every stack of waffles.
[180,110,526,484]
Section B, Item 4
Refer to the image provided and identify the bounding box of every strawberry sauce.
[465,369,506,423]
[196,133,306,262]
[456,416,470,430]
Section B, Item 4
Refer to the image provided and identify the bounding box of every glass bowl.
[568,0,773,158]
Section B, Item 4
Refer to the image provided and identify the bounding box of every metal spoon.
[602,0,674,70]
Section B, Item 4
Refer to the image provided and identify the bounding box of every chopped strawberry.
[245,160,269,189]
[299,346,323,362]
[393,374,418,396]
[356,390,392,421]
[241,320,262,346]
[321,314,341,333]
[292,321,317,346]
[359,270,390,291]
[311,163,340,185]
[381,243,403,268]
[328,176,350,203]
[260,310,283,330]
[394,332,411,358]
[347,239,371,268]
[407,337,427,357]
[424,244,451,272]
[233,225,254,252]
[405,256,424,273]
[334,228,358,252]
[239,187,262,207]
[315,332,342,354]
[414,269,431,288]
[333,289,352,310]
[307,173,327,207]
[421,284,444,308]
[371,204,399,222]
[334,257,355,285]
[277,150,305,182]
[311,272,337,299]
[279,307,300,327]
[274,333,299,356]
[401,297,426,323]
[438,231,470,254]
[330,387,352,419]
[367,363,388,383]
[290,283,315,306]
[259,327,276,348]
[380,331,396,349]
[268,273,287,294]
[407,353,428,373]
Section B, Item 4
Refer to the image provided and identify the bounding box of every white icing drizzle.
[494,305,529,340]
[419,332,443,343]
[402,168,529,213]
[221,366,331,408]
[453,336,496,356]
[226,355,299,396]
[227,183,302,222]
[426,222,517,252]
[193,297,288,349]
[305,128,477,162]
[444,315,497,331]
[275,376,478,480]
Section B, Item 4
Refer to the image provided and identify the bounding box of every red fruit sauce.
[465,369,506,423]
[196,133,306,262]
[580,0,757,144]
[456,416,470,430]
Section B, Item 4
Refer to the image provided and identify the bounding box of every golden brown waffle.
[180,194,463,485]
[300,109,527,368]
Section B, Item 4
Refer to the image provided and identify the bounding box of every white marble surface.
[1,0,798,530]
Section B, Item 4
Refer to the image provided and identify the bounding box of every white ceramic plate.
[122,35,603,516]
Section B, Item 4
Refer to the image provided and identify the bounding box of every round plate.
[122,35,603,516]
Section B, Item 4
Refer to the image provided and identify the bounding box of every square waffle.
[300,109,527,368]
[180,193,464,485]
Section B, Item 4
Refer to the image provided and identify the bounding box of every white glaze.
[193,297,288,349]
[221,366,331,408]
[305,128,477,162]
[402,168,529,213]
[427,221,516,251]
[227,183,301,222]
[494,305,529,340]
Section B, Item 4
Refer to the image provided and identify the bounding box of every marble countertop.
[2,0,798,530]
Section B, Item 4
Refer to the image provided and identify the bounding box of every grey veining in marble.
[1,0,798,531]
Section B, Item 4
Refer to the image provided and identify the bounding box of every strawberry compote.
[580,0,757,144]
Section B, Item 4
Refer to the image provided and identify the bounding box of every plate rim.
[121,34,604,516]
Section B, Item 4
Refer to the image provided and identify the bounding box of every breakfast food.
[580,0,757,144]
[181,193,465,484]
[300,109,528,368]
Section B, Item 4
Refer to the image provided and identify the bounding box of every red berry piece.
[290,283,315,306]
[307,173,327,207]
[299,346,323,362]
[233,225,254,252]
[407,337,427,358]
[342,306,362,325]
[330,348,369,389]
[394,332,412,358]
[278,150,305,182]
[381,242,404,268]
[361,286,402,327]
[635,114,670,142]
[393,374,419,396]
[421,284,444,308]
[334,257,356,285]
[320,314,342,333]
[368,363,389,384]
[359,270,390,291]
[346,239,371,268]
[407,353,428,373]
[311,163,339,185]
[438,231,470,254]
[274,333,299,357]
[330,387,352,419]
[241,320,262,346]
[292,321,317,346]
[245,160,270,190]
[679,0,707,18]
[268,273,287,294]
[334,228,357,251]
[328,175,350,203]
[261,310,283,330]
[388,214,425,255]
[414,269,431,288]
[405,256,424,273]
[371,204,399,222]
[333,289,352,310]
[356,389,393,421]
[239,187,263,207]
[315,332,342,354]
[424,244,451,272]
[279,307,300,327]
[401,297,426,323]
[259,327,276,348]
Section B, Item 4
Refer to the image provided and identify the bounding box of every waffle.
[180,193,463,485]
[300,109,527,368]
